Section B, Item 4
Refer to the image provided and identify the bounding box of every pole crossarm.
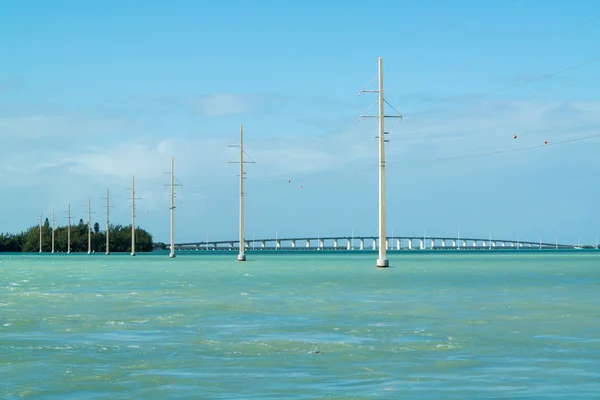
[361,115,405,118]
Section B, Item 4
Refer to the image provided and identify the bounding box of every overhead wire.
[388,131,600,165]
[411,13,600,84]
[174,9,600,199]
[404,54,600,123]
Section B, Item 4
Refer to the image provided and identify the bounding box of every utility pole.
[67,203,71,254]
[229,124,255,261]
[87,196,92,255]
[51,208,55,253]
[359,57,402,268]
[102,188,112,255]
[39,212,43,253]
[163,157,181,258]
[170,157,176,258]
[128,176,141,256]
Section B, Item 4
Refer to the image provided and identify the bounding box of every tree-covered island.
[0,219,156,252]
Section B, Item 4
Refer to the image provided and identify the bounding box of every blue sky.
[1,0,599,245]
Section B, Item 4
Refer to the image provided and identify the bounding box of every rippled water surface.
[1,251,599,399]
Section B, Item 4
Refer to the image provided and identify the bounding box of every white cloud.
[0,112,146,141]
[188,93,279,117]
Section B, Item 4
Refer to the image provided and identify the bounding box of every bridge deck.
[174,236,572,249]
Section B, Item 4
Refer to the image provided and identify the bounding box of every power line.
[414,13,600,83]
[405,55,600,122]
[389,131,600,164]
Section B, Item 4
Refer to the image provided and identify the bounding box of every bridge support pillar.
[261,240,266,248]
[319,239,324,249]
[347,239,351,250]
[360,239,364,250]
[462,240,466,248]
[510,242,515,247]
[451,240,456,247]
[482,241,487,248]
[408,239,412,250]
[492,241,496,247]
[291,240,296,248]
[306,239,310,248]
[442,239,446,247]
[372,239,377,250]
[229,242,233,250]
[472,240,477,248]
[396,239,400,250]
[333,239,338,249]
[430,239,435,249]
[419,239,424,250]
[276,239,281,249]
[212,243,217,249]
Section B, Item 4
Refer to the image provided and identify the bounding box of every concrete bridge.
[173,236,573,251]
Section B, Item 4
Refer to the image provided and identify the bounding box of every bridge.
[173,236,575,251]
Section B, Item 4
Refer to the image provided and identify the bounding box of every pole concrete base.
[237,254,246,261]
[376,258,389,268]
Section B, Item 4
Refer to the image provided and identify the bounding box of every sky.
[1,0,599,245]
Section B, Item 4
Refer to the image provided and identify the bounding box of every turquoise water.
[1,251,599,399]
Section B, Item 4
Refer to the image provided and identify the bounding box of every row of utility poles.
[36,158,179,257]
[35,57,394,268]
[38,189,114,255]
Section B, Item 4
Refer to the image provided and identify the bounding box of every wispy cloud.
[186,93,287,117]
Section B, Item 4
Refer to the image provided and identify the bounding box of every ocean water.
[1,251,599,399]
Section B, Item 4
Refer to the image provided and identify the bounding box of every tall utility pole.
[87,196,92,255]
[39,212,43,253]
[67,202,71,254]
[239,126,245,261]
[359,57,402,268]
[229,124,255,262]
[103,188,112,255]
[170,157,176,258]
[130,176,137,256]
[163,157,181,258]
[51,208,55,253]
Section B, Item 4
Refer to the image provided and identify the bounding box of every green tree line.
[0,219,154,252]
